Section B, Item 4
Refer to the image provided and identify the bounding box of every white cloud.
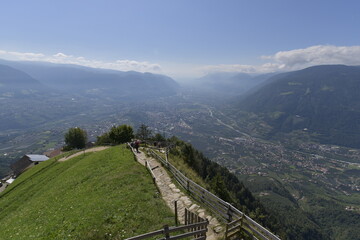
[1,45,360,78]
[201,45,360,75]
[0,51,45,61]
[53,52,72,58]
[0,49,163,73]
[263,45,360,70]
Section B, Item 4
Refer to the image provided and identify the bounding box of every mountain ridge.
[237,64,360,147]
[0,59,179,99]
[188,72,274,97]
[0,64,46,91]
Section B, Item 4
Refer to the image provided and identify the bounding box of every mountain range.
[0,64,45,91]
[0,59,179,99]
[188,72,275,97]
[237,65,360,148]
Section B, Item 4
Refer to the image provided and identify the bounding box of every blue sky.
[1,0,360,79]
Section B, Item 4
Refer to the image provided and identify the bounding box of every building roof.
[6,178,15,184]
[43,148,62,158]
[25,154,49,162]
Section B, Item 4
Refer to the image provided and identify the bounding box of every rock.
[213,226,223,233]
[169,184,176,188]
[172,188,181,193]
[210,218,218,225]
[183,200,192,206]
[199,212,205,218]
[180,196,189,201]
[197,208,205,213]
[189,204,199,211]
[172,193,181,199]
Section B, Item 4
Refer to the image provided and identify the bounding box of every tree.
[64,127,87,150]
[108,124,134,144]
[136,124,153,140]
[153,133,166,142]
[96,132,112,146]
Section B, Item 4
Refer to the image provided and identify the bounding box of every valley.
[119,96,360,239]
[1,62,360,239]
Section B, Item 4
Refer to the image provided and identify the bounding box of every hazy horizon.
[1,0,360,79]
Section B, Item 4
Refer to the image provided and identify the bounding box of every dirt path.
[58,146,109,162]
[133,148,224,240]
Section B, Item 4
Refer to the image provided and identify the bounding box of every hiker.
[134,140,140,153]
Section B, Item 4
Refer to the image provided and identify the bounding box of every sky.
[1,0,360,80]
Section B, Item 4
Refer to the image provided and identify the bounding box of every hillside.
[238,65,360,148]
[0,146,174,239]
[0,64,45,92]
[0,59,179,99]
[166,137,327,239]
[189,72,273,97]
[0,59,180,177]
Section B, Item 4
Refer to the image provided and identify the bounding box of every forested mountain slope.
[238,65,360,147]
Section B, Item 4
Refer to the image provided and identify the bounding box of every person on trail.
[134,140,140,153]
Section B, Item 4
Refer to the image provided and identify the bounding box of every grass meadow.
[0,145,174,239]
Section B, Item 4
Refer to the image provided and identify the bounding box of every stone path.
[133,148,224,240]
[58,146,109,162]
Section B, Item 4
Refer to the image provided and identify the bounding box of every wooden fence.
[225,218,242,240]
[148,149,280,240]
[225,217,256,240]
[125,208,208,240]
[185,208,207,240]
[145,160,157,184]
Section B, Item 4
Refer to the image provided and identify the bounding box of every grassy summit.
[0,146,174,239]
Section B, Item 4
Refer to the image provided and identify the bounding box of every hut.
[11,154,49,176]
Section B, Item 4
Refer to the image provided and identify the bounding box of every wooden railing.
[125,208,208,240]
[185,208,207,240]
[145,160,157,184]
[148,149,280,240]
[225,216,267,240]
[125,222,208,240]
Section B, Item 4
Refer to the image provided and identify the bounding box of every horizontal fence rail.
[225,218,243,240]
[148,149,280,240]
[125,221,208,240]
[145,160,156,183]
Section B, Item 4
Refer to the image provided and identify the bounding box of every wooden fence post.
[227,203,233,222]
[191,212,194,232]
[174,200,178,226]
[225,222,229,240]
[164,225,170,240]
[165,147,169,164]
[201,189,205,203]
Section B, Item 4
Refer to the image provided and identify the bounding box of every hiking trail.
[58,146,109,162]
[133,147,224,240]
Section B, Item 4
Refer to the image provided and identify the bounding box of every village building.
[10,154,49,177]
[43,148,63,158]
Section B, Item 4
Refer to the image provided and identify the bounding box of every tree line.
[63,124,165,150]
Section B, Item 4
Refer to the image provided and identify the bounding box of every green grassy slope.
[0,146,174,240]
